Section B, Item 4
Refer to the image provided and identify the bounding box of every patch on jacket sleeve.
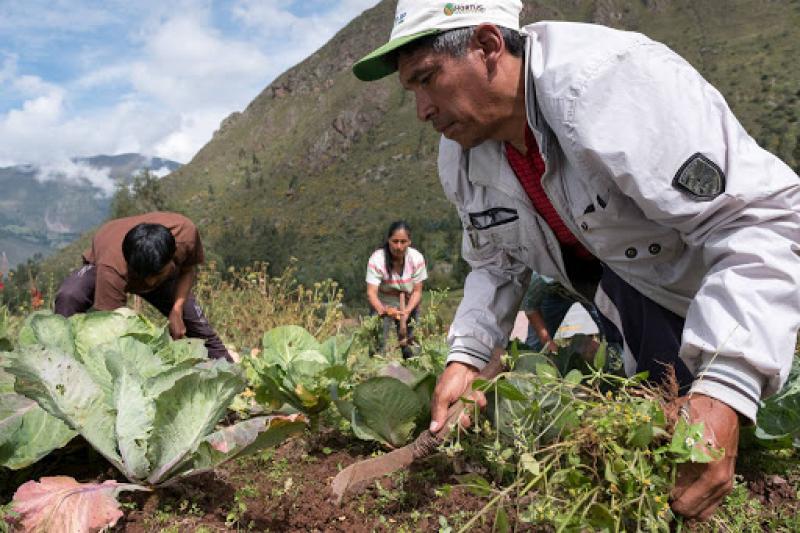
[672,153,725,200]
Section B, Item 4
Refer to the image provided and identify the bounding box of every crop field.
[1,263,798,532]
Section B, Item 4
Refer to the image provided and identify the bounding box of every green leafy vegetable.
[3,310,304,484]
[247,325,352,425]
[1,319,78,470]
[350,376,422,448]
[334,365,434,449]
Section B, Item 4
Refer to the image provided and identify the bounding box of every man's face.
[398,45,498,149]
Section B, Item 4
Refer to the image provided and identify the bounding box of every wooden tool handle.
[398,292,408,346]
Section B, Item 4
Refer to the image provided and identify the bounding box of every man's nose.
[415,92,435,122]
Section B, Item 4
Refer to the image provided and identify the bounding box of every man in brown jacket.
[55,211,230,360]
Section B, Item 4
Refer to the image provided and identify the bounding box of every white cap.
[353,0,523,81]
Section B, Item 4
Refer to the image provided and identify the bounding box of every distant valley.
[0,154,180,270]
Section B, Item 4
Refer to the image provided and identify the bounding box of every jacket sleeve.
[567,40,800,421]
[438,140,531,369]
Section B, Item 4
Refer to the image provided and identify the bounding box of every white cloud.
[152,108,229,162]
[0,0,133,33]
[150,165,174,178]
[75,64,131,90]
[0,0,380,167]
[36,160,114,195]
[130,14,271,110]
[231,0,379,68]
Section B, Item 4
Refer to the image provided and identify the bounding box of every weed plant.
[193,260,344,352]
[0,306,21,349]
[446,352,721,532]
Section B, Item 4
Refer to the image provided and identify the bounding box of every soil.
[118,431,502,532]
[738,451,800,511]
[3,432,798,532]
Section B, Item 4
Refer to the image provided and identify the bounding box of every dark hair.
[383,220,411,278]
[122,223,176,278]
[396,25,525,65]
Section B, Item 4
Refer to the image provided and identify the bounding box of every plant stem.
[556,486,599,533]
[456,478,522,533]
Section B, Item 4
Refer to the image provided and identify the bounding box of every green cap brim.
[353,28,441,81]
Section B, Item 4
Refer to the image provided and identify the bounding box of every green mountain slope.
[38,0,800,303]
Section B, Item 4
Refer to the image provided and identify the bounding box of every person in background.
[54,211,231,361]
[522,273,602,354]
[366,220,428,359]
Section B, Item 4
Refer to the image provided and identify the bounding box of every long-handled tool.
[398,292,408,348]
[331,349,505,504]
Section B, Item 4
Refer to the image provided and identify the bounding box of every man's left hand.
[670,393,739,521]
[168,306,187,339]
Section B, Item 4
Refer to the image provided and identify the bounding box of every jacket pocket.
[468,207,522,250]
[468,207,519,230]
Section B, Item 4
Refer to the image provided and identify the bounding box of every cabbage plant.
[2,310,304,485]
[246,325,352,430]
[334,363,435,449]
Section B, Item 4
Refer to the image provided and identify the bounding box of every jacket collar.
[523,31,551,159]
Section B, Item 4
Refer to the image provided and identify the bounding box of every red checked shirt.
[505,127,593,259]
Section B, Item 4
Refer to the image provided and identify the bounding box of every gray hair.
[398,25,525,61]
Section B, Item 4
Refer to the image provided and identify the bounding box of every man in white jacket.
[352,0,800,520]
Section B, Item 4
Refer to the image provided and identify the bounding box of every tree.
[109,171,173,219]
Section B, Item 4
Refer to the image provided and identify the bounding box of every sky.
[0,0,380,183]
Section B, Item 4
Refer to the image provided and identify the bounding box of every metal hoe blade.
[330,349,505,504]
[331,445,414,504]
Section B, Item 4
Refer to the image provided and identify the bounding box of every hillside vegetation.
[31,0,800,304]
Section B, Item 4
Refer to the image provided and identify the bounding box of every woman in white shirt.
[366,221,428,358]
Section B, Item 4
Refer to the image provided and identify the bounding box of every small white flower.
[685,437,695,447]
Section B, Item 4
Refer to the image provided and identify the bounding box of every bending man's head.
[122,223,176,282]
[353,1,525,149]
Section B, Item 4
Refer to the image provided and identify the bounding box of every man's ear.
[471,24,504,72]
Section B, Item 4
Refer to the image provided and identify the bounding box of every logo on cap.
[443,3,486,16]
[394,11,407,27]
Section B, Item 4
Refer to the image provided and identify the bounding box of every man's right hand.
[429,362,485,432]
